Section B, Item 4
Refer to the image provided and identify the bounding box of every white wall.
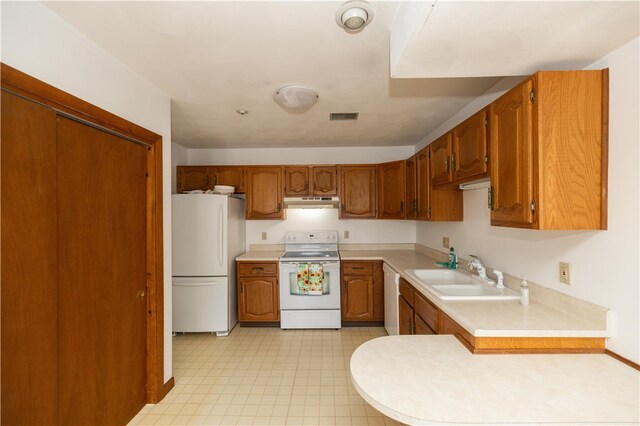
[188,146,413,165]
[246,208,416,246]
[416,38,640,363]
[186,145,417,246]
[171,142,189,193]
[1,2,174,382]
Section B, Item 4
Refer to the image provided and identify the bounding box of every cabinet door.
[415,148,430,220]
[214,166,246,192]
[377,160,406,219]
[452,109,488,182]
[489,79,534,227]
[415,315,436,335]
[405,155,417,220]
[176,166,213,192]
[339,165,376,219]
[284,166,310,196]
[238,276,279,321]
[398,296,414,335]
[246,166,284,219]
[311,166,338,196]
[430,133,453,186]
[342,275,374,320]
[371,261,385,321]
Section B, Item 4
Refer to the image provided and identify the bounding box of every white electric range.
[278,231,341,329]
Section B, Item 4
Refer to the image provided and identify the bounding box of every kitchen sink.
[404,268,520,301]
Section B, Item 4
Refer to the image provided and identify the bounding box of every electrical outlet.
[559,262,572,285]
[442,237,450,249]
[343,230,350,239]
[261,232,267,241]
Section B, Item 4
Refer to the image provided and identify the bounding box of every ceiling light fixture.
[236,109,249,115]
[335,1,374,33]
[273,85,319,110]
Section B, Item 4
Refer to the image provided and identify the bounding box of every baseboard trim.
[606,350,640,371]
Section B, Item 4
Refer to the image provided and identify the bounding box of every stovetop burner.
[280,231,340,263]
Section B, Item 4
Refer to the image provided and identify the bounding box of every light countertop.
[236,250,283,261]
[237,247,608,338]
[351,335,640,425]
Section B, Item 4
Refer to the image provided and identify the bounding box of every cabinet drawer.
[342,262,373,275]
[415,292,438,332]
[398,278,414,306]
[238,262,277,276]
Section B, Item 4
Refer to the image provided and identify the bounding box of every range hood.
[283,197,340,209]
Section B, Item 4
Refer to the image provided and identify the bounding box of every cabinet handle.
[451,154,456,172]
[400,201,404,213]
[488,187,494,210]
[252,267,264,272]
[205,175,210,185]
[240,282,244,293]
[445,157,449,173]
[352,267,364,270]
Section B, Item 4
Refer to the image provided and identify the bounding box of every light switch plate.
[261,232,267,241]
[442,237,450,249]
[344,230,350,239]
[559,262,571,285]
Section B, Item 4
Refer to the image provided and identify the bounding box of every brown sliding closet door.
[56,117,148,425]
[2,87,152,425]
[1,90,59,425]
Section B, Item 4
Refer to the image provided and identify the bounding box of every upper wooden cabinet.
[489,70,608,230]
[430,109,489,187]
[415,148,430,220]
[284,166,309,196]
[452,109,489,182]
[377,160,406,219]
[339,165,376,219]
[212,166,246,193]
[405,155,417,220]
[176,165,245,193]
[284,165,338,196]
[176,166,213,192]
[311,166,338,196]
[430,132,453,186]
[245,166,285,220]
[408,146,462,222]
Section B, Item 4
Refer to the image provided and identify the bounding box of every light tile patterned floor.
[129,327,403,426]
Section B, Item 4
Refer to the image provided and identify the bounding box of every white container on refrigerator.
[172,194,245,336]
[383,263,400,335]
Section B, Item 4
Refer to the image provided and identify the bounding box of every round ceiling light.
[335,1,374,33]
[273,85,319,110]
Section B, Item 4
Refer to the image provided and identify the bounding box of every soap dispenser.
[520,277,530,306]
[448,247,457,269]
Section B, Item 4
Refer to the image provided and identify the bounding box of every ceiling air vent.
[329,112,359,121]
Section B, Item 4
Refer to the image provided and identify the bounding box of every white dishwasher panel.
[383,263,400,336]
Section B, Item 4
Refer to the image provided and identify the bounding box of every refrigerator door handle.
[219,204,224,267]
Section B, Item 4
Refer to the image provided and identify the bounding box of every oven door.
[279,261,340,310]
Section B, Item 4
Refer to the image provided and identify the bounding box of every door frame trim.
[1,63,171,403]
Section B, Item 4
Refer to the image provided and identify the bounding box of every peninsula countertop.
[351,335,640,425]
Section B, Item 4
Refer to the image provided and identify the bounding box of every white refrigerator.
[172,194,245,336]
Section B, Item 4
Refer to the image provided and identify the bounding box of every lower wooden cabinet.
[398,296,414,335]
[341,260,384,324]
[237,262,279,323]
[398,277,604,353]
